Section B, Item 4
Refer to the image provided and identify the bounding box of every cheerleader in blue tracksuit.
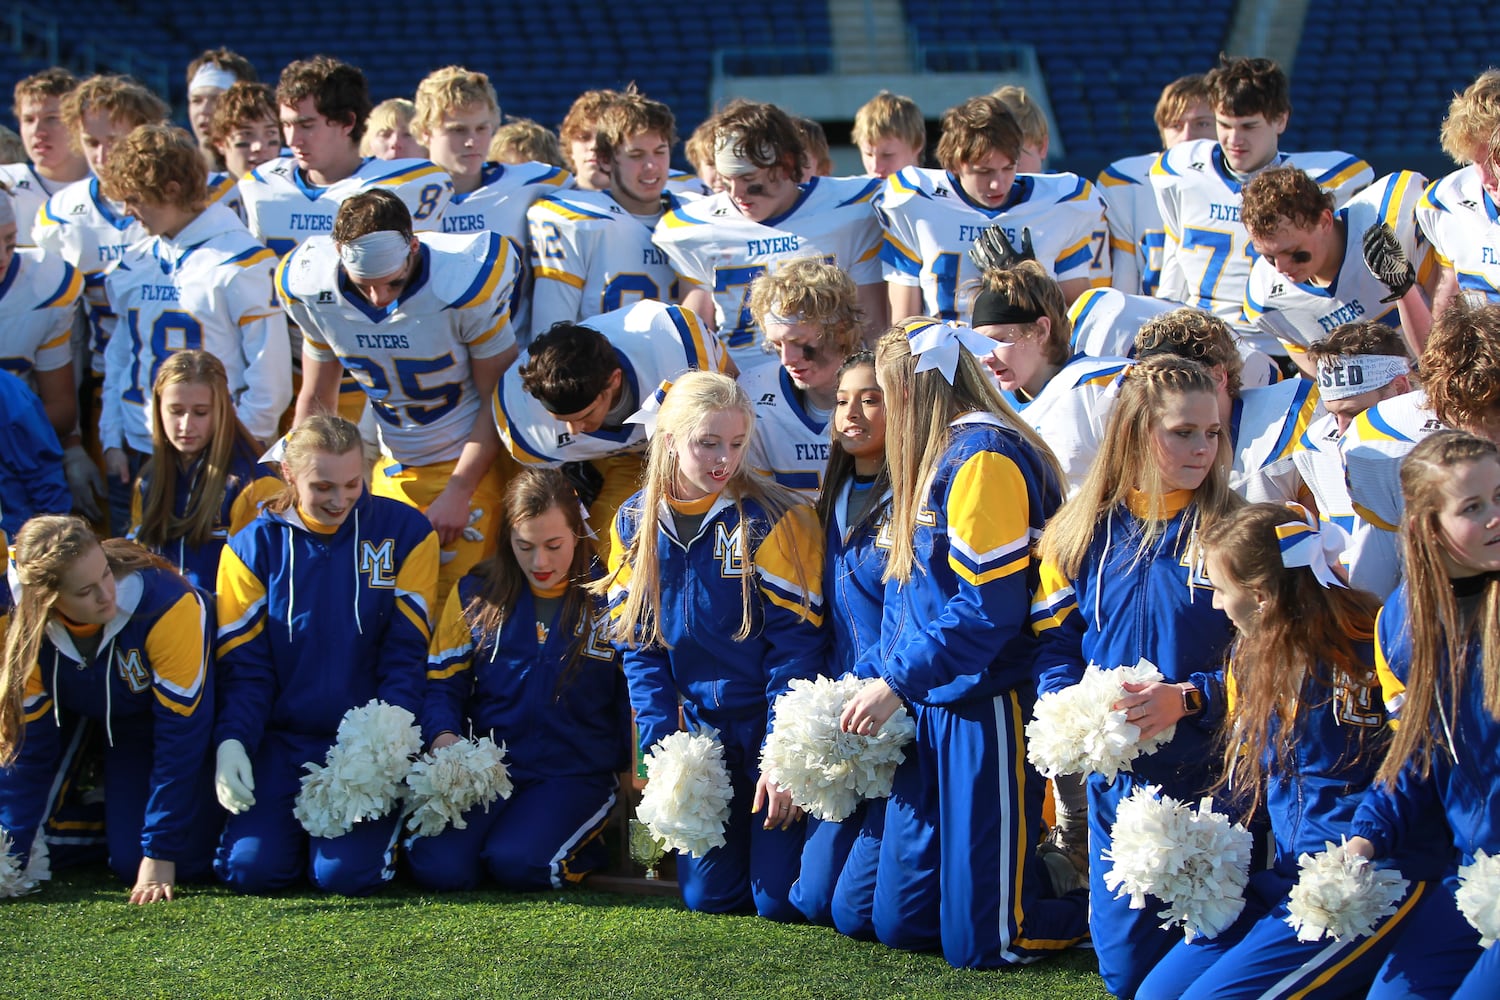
[835,319,1087,969]
[131,350,281,592]
[605,370,827,921]
[408,467,630,891]
[213,415,439,896]
[0,515,216,903]
[1137,503,1461,999]
[1031,355,1240,997]
[788,351,890,927]
[1345,430,1500,1000]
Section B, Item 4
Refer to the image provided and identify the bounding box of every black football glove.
[967,224,1036,272]
[560,460,605,509]
[1361,222,1416,303]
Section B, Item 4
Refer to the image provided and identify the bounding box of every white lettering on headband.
[337,231,411,280]
[1316,354,1409,401]
[188,65,239,94]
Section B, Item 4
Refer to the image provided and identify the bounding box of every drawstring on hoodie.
[352,507,364,635]
[286,524,297,643]
[50,650,62,728]
[102,636,118,747]
[1094,511,1112,631]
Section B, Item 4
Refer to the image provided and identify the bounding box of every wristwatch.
[1181,684,1205,717]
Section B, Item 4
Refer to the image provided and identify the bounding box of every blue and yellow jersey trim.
[837,178,883,207]
[755,504,825,627]
[1055,235,1093,274]
[1097,164,1141,188]
[886,169,928,200]
[1073,361,1129,389]
[1269,381,1322,463]
[146,591,211,716]
[1029,560,1078,634]
[34,201,65,230]
[216,545,268,657]
[534,267,585,288]
[879,232,922,274]
[426,585,475,682]
[1373,607,1406,722]
[371,161,448,187]
[947,452,1033,587]
[446,232,509,311]
[39,262,83,309]
[1060,177,1093,203]
[22,665,52,724]
[225,246,276,270]
[1149,151,1177,180]
[394,533,441,641]
[492,386,554,465]
[533,197,612,223]
[273,248,302,306]
[667,304,724,373]
[1313,155,1373,193]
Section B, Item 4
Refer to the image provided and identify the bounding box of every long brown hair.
[1378,431,1500,784]
[815,351,887,530]
[1038,355,1240,579]
[1200,504,1381,816]
[465,468,596,686]
[1,516,172,764]
[138,350,266,550]
[876,319,1063,586]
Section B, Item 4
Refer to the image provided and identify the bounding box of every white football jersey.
[1013,353,1131,495]
[277,230,518,466]
[1097,152,1166,296]
[1230,376,1323,504]
[494,299,727,466]
[528,188,680,336]
[1151,140,1373,353]
[1417,165,1500,302]
[0,247,82,377]
[739,357,831,494]
[1244,171,1431,354]
[239,156,453,257]
[206,171,246,223]
[34,177,148,375]
[1066,287,1282,389]
[1339,389,1444,599]
[1292,412,1356,532]
[879,168,1110,322]
[0,163,74,247]
[652,176,884,363]
[666,169,709,198]
[100,204,290,451]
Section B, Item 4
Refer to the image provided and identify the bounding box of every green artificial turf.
[2,868,1111,999]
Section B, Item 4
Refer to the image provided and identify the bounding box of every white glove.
[461,507,485,543]
[215,739,256,814]
[63,444,106,522]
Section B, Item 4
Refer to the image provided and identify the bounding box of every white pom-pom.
[0,831,51,898]
[759,675,916,822]
[1457,850,1500,947]
[1284,841,1409,942]
[636,728,733,859]
[404,737,514,838]
[1026,660,1178,782]
[294,700,423,839]
[1103,785,1253,942]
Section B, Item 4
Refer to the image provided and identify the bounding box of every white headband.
[0,190,14,229]
[713,130,776,178]
[1316,354,1409,401]
[338,231,411,280]
[763,310,807,328]
[188,65,239,94]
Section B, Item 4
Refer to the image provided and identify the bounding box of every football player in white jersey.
[1097,75,1215,297]
[3,69,90,246]
[654,99,885,364]
[1134,307,1322,504]
[851,90,926,180]
[559,89,621,192]
[1292,323,1413,594]
[1420,70,1500,317]
[184,48,256,173]
[879,94,1110,326]
[494,299,729,554]
[529,89,679,334]
[0,187,81,438]
[283,190,518,592]
[970,261,1130,494]
[205,82,283,221]
[97,125,289,536]
[1151,56,1372,363]
[1241,166,1433,372]
[414,66,571,344]
[742,257,865,493]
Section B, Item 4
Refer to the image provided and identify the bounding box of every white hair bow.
[625,378,674,440]
[907,321,997,384]
[1274,503,1349,589]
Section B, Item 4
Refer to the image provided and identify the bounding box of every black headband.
[971,288,1045,327]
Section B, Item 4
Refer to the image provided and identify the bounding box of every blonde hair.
[1154,75,1210,146]
[1134,307,1243,399]
[975,260,1072,367]
[139,351,264,551]
[1038,355,1239,579]
[851,90,925,151]
[602,371,810,647]
[1440,69,1500,165]
[1379,431,1500,785]
[488,118,565,168]
[98,123,207,209]
[592,88,676,164]
[876,319,1063,585]
[412,66,500,140]
[992,85,1048,149]
[684,118,717,172]
[748,258,864,362]
[359,98,418,157]
[61,75,169,148]
[266,415,363,514]
[1,518,168,764]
